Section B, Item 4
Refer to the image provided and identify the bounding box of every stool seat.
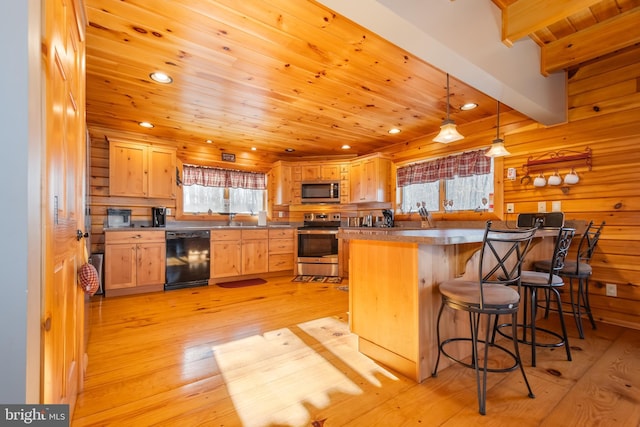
[534,260,592,277]
[520,270,564,287]
[439,280,520,310]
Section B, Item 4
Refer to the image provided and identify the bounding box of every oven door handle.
[297,230,338,235]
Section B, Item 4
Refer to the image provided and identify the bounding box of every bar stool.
[533,221,605,338]
[496,227,575,367]
[432,221,538,415]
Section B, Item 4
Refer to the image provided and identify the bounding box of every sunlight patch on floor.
[212,316,397,427]
[298,316,398,386]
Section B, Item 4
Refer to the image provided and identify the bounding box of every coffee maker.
[151,207,166,227]
[382,209,394,228]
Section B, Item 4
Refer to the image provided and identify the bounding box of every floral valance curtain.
[397,150,491,187]
[182,164,266,190]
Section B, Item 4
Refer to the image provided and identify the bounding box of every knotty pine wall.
[383,45,640,330]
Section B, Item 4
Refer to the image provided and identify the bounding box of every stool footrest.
[438,337,520,373]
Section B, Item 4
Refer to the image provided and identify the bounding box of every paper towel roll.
[258,211,267,226]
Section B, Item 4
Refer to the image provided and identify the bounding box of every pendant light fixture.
[433,73,464,143]
[485,100,511,158]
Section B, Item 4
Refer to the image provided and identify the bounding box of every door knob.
[76,230,88,241]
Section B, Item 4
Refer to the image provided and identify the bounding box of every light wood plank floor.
[73,275,640,426]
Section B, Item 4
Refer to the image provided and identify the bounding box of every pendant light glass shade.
[485,100,511,158]
[433,74,463,143]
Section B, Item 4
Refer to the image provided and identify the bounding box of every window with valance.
[397,150,494,213]
[182,165,266,214]
[182,165,266,189]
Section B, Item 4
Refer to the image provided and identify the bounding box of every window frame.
[175,164,267,222]
[393,154,504,221]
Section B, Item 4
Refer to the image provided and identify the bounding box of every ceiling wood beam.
[501,0,602,46]
[541,8,640,75]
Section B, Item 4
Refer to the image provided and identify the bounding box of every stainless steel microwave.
[301,181,340,203]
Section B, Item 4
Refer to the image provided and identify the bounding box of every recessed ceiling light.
[285,148,295,152]
[138,121,154,128]
[251,147,257,151]
[341,144,351,150]
[149,72,173,84]
[388,128,401,134]
[460,103,478,111]
[205,139,213,144]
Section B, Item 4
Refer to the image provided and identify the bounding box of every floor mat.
[217,278,267,288]
[292,275,342,284]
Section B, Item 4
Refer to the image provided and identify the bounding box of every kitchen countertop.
[338,224,561,245]
[338,227,487,245]
[104,224,296,232]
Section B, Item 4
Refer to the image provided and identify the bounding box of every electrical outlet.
[166,208,172,216]
[506,203,515,213]
[537,201,546,213]
[606,283,617,297]
[551,201,561,212]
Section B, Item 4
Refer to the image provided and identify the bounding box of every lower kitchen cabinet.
[268,228,294,272]
[104,230,166,296]
[210,230,242,278]
[210,229,269,278]
[241,229,269,275]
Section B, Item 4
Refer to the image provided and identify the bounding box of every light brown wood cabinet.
[301,163,343,181]
[109,140,176,199]
[270,162,295,205]
[210,229,270,278]
[350,156,391,203]
[210,229,242,278]
[242,229,269,275]
[268,228,295,272]
[104,230,166,296]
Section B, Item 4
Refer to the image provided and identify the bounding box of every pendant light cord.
[496,101,500,139]
[446,73,451,119]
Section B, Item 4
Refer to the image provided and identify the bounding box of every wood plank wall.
[382,45,640,330]
[502,46,640,330]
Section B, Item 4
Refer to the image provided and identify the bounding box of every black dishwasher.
[165,230,210,290]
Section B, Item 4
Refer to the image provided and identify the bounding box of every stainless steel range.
[297,212,341,276]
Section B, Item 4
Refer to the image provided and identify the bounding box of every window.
[182,165,266,214]
[397,150,493,213]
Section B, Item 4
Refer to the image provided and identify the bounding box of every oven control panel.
[303,212,341,222]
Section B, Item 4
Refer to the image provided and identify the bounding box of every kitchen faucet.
[228,212,236,226]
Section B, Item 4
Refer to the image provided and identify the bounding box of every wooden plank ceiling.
[85,0,640,171]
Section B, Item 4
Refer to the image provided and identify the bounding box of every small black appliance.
[151,207,166,227]
[382,209,394,228]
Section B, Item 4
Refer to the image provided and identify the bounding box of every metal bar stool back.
[432,221,538,415]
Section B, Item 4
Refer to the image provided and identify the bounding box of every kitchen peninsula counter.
[338,225,554,382]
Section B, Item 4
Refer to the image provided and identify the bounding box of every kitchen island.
[338,225,555,382]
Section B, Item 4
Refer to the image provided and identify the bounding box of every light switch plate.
[506,203,515,213]
[166,208,172,216]
[551,201,561,212]
[537,201,546,213]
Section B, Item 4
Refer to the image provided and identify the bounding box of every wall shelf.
[523,147,592,175]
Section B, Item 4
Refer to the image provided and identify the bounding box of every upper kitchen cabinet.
[350,155,391,203]
[270,161,299,205]
[109,140,176,199]
[301,164,341,181]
